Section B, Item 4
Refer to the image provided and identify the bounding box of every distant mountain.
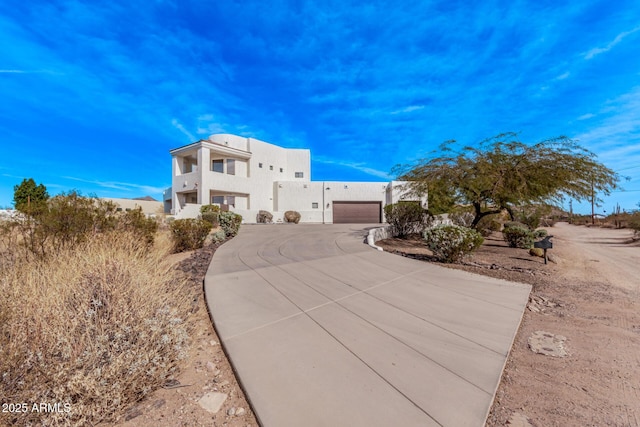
[132,196,158,201]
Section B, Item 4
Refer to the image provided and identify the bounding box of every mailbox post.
[534,235,553,264]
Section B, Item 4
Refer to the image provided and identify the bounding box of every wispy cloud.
[584,26,640,59]
[171,118,195,142]
[390,105,425,115]
[555,72,570,80]
[1,173,25,179]
[314,157,390,180]
[578,113,595,120]
[62,176,167,195]
[0,69,62,75]
[572,87,640,171]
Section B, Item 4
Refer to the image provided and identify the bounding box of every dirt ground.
[378,222,640,427]
[112,222,640,427]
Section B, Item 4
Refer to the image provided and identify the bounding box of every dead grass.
[0,230,197,426]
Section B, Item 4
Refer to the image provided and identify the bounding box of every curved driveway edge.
[204,224,531,427]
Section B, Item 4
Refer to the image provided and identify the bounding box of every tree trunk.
[470,202,502,228]
[504,205,515,221]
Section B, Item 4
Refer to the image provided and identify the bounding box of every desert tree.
[13,178,49,215]
[393,133,620,228]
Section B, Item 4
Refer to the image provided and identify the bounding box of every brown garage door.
[333,201,381,223]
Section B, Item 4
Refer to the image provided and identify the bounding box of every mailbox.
[533,235,553,264]
[534,236,553,249]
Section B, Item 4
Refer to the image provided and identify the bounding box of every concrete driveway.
[204,224,531,427]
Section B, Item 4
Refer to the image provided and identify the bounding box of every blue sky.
[1,1,639,214]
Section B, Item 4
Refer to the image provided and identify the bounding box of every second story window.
[212,159,224,173]
[227,159,235,175]
[279,168,283,173]
[259,163,263,168]
[183,157,197,173]
[295,172,304,178]
[269,165,273,170]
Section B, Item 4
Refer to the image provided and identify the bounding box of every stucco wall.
[208,134,249,151]
[101,198,163,215]
[387,180,427,209]
[170,134,427,221]
[273,181,392,223]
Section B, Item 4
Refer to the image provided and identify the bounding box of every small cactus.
[529,247,544,257]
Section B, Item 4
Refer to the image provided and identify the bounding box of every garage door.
[333,201,381,223]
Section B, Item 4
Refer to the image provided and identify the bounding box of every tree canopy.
[13,178,49,215]
[393,133,620,227]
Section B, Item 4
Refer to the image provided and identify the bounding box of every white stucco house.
[164,134,425,223]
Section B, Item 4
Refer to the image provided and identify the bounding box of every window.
[279,168,283,173]
[269,165,273,170]
[227,159,235,175]
[183,158,197,173]
[295,172,304,178]
[259,163,263,168]
[212,159,224,173]
[312,202,318,209]
[227,196,235,208]
[212,196,224,205]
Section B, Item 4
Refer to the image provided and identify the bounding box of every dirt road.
[551,222,640,292]
[488,223,640,427]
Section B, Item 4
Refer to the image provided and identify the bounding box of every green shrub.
[219,211,242,237]
[448,208,475,228]
[488,219,503,232]
[169,219,212,252]
[533,229,548,239]
[211,228,226,243]
[502,225,534,248]
[118,207,158,245]
[200,204,221,214]
[199,205,220,227]
[629,212,640,236]
[384,202,432,238]
[475,213,502,236]
[200,211,219,227]
[503,221,529,230]
[6,191,161,259]
[43,192,119,248]
[10,191,120,260]
[423,225,484,263]
[515,204,552,230]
